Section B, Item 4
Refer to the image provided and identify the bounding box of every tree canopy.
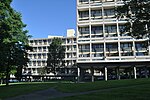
[47,38,65,75]
[0,0,31,85]
[116,0,150,39]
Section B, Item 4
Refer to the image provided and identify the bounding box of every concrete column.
[104,67,108,81]
[144,66,148,78]
[116,67,120,80]
[139,68,142,78]
[129,68,132,79]
[133,66,137,79]
[77,67,80,83]
[65,68,68,74]
[91,67,94,82]
[148,68,150,77]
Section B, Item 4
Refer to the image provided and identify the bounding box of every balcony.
[104,9,116,19]
[90,0,102,3]
[91,10,102,20]
[91,53,104,57]
[79,0,89,4]
[79,49,90,52]
[91,30,103,34]
[79,53,90,57]
[79,11,89,21]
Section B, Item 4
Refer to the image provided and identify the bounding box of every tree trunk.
[6,72,10,86]
[6,66,10,86]
[0,78,3,85]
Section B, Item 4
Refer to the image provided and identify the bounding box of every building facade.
[22,0,150,81]
[76,0,150,81]
[22,29,77,80]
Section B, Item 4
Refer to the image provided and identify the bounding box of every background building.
[22,29,77,80]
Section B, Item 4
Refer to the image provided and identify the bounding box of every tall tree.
[47,38,65,75]
[116,0,150,39]
[0,0,30,86]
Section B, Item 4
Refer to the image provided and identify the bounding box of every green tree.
[0,0,30,86]
[116,0,150,39]
[38,66,47,82]
[47,38,65,75]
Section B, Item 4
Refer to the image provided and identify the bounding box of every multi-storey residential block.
[22,0,150,82]
[76,0,150,82]
[22,29,77,80]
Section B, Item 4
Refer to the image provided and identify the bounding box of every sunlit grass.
[54,83,150,100]
[0,78,150,99]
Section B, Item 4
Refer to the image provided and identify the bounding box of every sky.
[11,0,76,38]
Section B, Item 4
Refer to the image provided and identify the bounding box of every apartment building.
[76,0,150,81]
[22,0,150,81]
[22,29,77,80]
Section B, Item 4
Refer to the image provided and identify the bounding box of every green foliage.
[116,0,150,39]
[47,38,65,74]
[0,0,31,85]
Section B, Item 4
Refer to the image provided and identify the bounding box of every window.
[28,54,32,59]
[135,42,147,51]
[38,47,42,52]
[105,25,117,33]
[92,26,103,34]
[79,27,89,35]
[39,40,42,45]
[91,10,102,17]
[37,61,41,66]
[33,54,36,59]
[79,0,89,4]
[121,43,132,51]
[34,40,38,45]
[79,11,89,18]
[106,43,118,51]
[92,44,104,52]
[104,9,115,17]
[38,54,41,59]
[28,61,32,66]
[33,61,36,66]
[30,40,33,45]
[43,47,47,52]
[79,44,90,52]
[43,40,47,45]
[43,54,46,59]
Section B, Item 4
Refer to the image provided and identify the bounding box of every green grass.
[0,78,150,99]
[56,78,150,93]
[54,83,150,100]
[0,82,56,99]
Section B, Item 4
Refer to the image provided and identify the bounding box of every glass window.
[104,9,115,16]
[105,25,117,33]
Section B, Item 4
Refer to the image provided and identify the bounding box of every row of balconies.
[28,61,47,67]
[78,9,116,21]
[30,46,77,53]
[29,38,76,46]
[29,54,77,60]
[27,60,76,67]
[78,0,118,5]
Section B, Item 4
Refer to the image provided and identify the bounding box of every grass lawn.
[56,78,150,92]
[0,82,56,99]
[0,78,150,99]
[54,83,150,100]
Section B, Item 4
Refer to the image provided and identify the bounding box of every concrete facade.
[76,0,150,81]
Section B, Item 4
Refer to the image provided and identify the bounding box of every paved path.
[5,84,146,100]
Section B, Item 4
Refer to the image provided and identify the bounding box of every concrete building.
[22,0,150,81]
[22,29,77,80]
[76,0,150,82]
